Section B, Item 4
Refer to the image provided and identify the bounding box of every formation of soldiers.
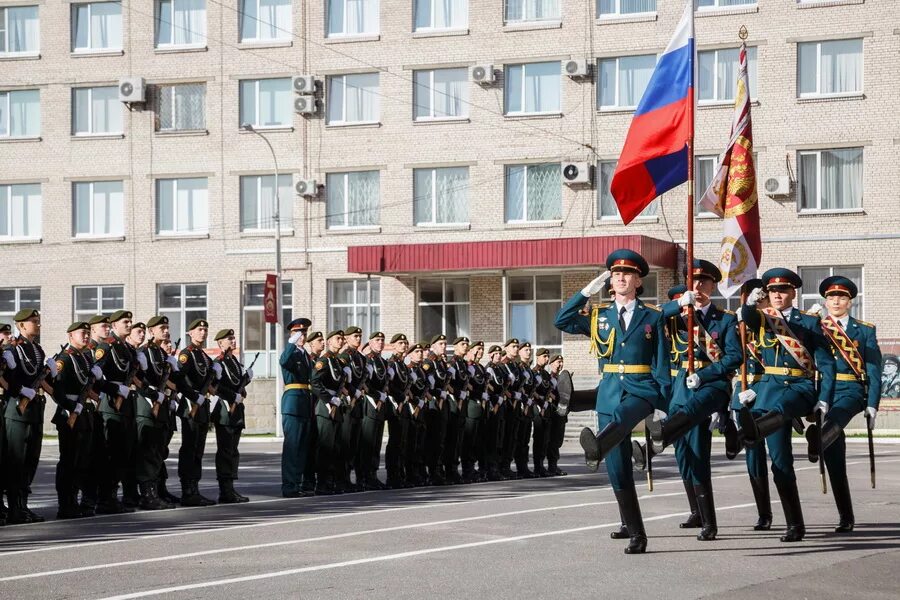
[279,321,571,497]
[0,312,253,525]
[561,249,882,554]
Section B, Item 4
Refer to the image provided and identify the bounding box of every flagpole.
[686,4,696,373]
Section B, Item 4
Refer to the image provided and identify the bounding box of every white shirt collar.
[615,299,637,314]
[697,303,712,317]
[836,315,850,328]
[781,307,794,319]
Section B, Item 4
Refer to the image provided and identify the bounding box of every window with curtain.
[507,275,562,351]
[504,61,561,115]
[242,281,293,378]
[697,0,756,8]
[0,6,39,55]
[597,54,656,110]
[698,47,758,103]
[798,39,863,97]
[327,279,380,339]
[798,148,863,212]
[0,184,41,239]
[598,160,657,219]
[239,78,292,128]
[73,181,124,237]
[505,164,561,222]
[0,288,40,328]
[326,171,380,228]
[414,0,467,30]
[326,73,380,124]
[327,0,379,36]
[798,266,863,318]
[694,155,719,217]
[72,2,122,51]
[74,285,124,321]
[155,0,206,47]
[597,0,656,17]
[417,278,469,341]
[156,83,206,131]
[0,90,40,138]
[414,167,469,225]
[505,0,559,22]
[240,0,291,42]
[155,177,208,234]
[240,174,293,231]
[157,283,208,341]
[73,86,122,135]
[413,68,468,120]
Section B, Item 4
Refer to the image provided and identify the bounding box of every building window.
[240,174,293,231]
[156,83,206,131]
[640,272,659,304]
[417,278,469,341]
[157,283,207,340]
[73,86,122,136]
[326,73,380,125]
[507,275,562,351]
[597,0,656,18]
[698,47,757,104]
[505,62,561,115]
[0,287,40,328]
[327,0,379,37]
[697,0,755,9]
[0,90,40,138]
[74,285,124,321]
[0,183,41,240]
[798,39,862,98]
[413,68,468,121]
[0,6,39,56]
[155,0,207,48]
[505,164,561,223]
[597,54,656,110]
[326,171,379,228]
[156,177,208,234]
[242,280,292,378]
[505,0,559,22]
[239,78,292,128]
[799,266,863,319]
[694,155,720,217]
[73,181,124,237]
[598,160,656,219]
[414,0,467,31]
[798,148,863,212]
[72,2,121,52]
[240,0,291,42]
[414,167,468,225]
[327,279,380,339]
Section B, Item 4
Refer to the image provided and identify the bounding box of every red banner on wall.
[264,274,278,324]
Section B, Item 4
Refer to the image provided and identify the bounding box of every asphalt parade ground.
[1,439,898,600]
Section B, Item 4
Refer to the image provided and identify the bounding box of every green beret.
[452,336,470,345]
[343,326,362,336]
[0,323,11,334]
[408,342,425,352]
[471,340,484,348]
[369,331,385,340]
[390,333,408,344]
[109,310,132,322]
[520,341,532,349]
[88,314,110,326]
[488,345,503,354]
[14,308,40,322]
[307,331,323,342]
[535,347,550,357]
[147,315,169,328]
[504,338,519,347]
[131,322,146,330]
[187,318,208,331]
[326,329,344,340]
[550,354,563,363]
[67,321,90,333]
[430,334,447,345]
[214,328,234,341]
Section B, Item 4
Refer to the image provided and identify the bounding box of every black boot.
[694,483,717,541]
[806,421,842,464]
[181,481,205,507]
[152,483,175,509]
[610,504,630,539]
[615,487,647,554]
[724,418,743,460]
[22,494,44,523]
[775,479,805,542]
[122,482,140,510]
[742,411,786,445]
[193,481,216,506]
[679,480,701,529]
[139,482,165,510]
[158,480,181,505]
[831,472,855,533]
[647,412,692,452]
[749,476,772,531]
[631,440,655,471]
[6,493,32,525]
[218,480,241,504]
[580,422,627,472]
[57,490,83,520]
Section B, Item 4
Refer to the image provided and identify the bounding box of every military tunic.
[212,352,248,484]
[310,351,347,493]
[175,343,216,487]
[384,354,410,486]
[279,343,315,496]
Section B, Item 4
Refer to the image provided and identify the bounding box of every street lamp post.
[242,123,283,438]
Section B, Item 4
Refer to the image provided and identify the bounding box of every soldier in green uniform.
[280,318,315,498]
[360,331,389,490]
[461,341,487,483]
[423,334,451,485]
[498,338,522,480]
[546,354,568,476]
[122,321,148,509]
[444,336,470,485]
[385,334,411,488]
[212,328,253,504]
[175,318,218,507]
[483,345,508,481]
[0,323,10,525]
[514,342,536,479]
[403,342,429,486]
[304,330,325,489]
[311,330,348,495]
[530,347,553,477]
[148,318,182,505]
[339,326,367,492]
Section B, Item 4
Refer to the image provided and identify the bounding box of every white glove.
[288,332,303,345]
[236,396,243,405]
[865,407,877,430]
[166,355,178,368]
[246,368,254,381]
[366,363,374,376]
[378,391,388,401]
[481,392,489,401]
[581,271,612,296]
[117,384,130,398]
[808,303,823,316]
[815,400,829,416]
[354,389,363,399]
[467,365,475,376]
[709,412,721,432]
[342,366,352,377]
[427,375,435,386]
[440,390,448,399]
[738,389,757,406]
[677,290,697,307]
[330,397,341,406]
[388,366,396,378]
[91,365,103,379]
[410,371,418,381]
[746,287,765,305]
[507,372,515,382]
[448,366,456,376]
[74,403,84,415]
[212,362,222,378]
[45,356,59,377]
[198,395,210,406]
[459,391,468,400]
[157,391,165,404]
[169,399,178,411]
[2,350,15,369]
[514,392,522,400]
[686,373,700,389]
[19,387,36,400]
[137,353,148,371]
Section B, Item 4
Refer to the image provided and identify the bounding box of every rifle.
[229,351,260,414]
[189,350,218,420]
[18,343,65,416]
[68,350,100,429]
[866,413,876,489]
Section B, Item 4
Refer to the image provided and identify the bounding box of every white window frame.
[241,280,293,379]
[239,174,293,232]
[797,39,863,99]
[694,155,720,218]
[413,68,469,121]
[798,265,864,319]
[155,0,207,49]
[696,0,756,10]
[0,183,41,240]
[504,61,562,116]
[239,0,291,43]
[413,0,468,32]
[504,0,560,24]
[597,160,657,221]
[504,163,561,224]
[797,148,864,213]
[504,273,563,354]
[0,90,40,138]
[326,73,380,126]
[697,47,758,105]
[325,171,380,229]
[0,5,40,57]
[327,278,381,340]
[416,278,470,343]
[326,0,379,38]
[155,177,209,235]
[597,0,657,19]
[156,282,209,343]
[239,78,293,129]
[155,82,206,131]
[72,86,122,136]
[597,54,657,111]
[72,180,125,238]
[71,2,122,53]
[73,284,125,321]
[413,167,470,226]
[0,287,41,328]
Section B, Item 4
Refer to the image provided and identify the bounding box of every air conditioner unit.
[294,96,317,115]
[118,77,146,103]
[470,64,495,84]
[562,162,592,186]
[564,59,590,78]
[293,75,316,94]
[764,176,791,197]
[295,179,318,197]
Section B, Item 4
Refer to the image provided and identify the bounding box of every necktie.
[619,306,627,332]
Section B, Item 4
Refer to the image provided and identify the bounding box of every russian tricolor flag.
[611,1,694,225]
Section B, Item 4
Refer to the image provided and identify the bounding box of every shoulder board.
[855,319,875,328]
[643,303,661,312]
[596,303,611,309]
[723,309,735,315]
[314,360,325,371]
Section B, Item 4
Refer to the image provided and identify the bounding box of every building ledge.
[238,126,294,134]
[0,237,41,245]
[798,0,864,8]
[73,235,126,243]
[506,220,563,230]
[328,226,382,235]
[237,40,292,50]
[413,117,469,126]
[798,209,865,217]
[155,129,209,137]
[239,229,295,238]
[324,34,381,44]
[152,233,211,241]
[412,28,469,39]
[504,112,563,121]
[503,20,562,32]
[71,133,125,141]
[696,5,759,18]
[0,136,42,143]
[325,121,382,130]
[0,52,40,61]
[414,223,471,231]
[797,93,865,104]
[71,49,124,58]
[154,45,208,55]
[595,13,658,25]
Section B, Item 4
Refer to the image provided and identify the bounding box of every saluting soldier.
[212,328,253,504]
[546,354,568,476]
[555,249,671,554]
[461,341,487,483]
[483,345,508,481]
[530,347,553,477]
[444,336,471,485]
[499,338,522,480]
[423,334,451,485]
[804,276,881,533]
[339,326,367,492]
[175,318,219,507]
[403,342,430,486]
[736,269,835,542]
[360,331,390,490]
[311,330,349,495]
[514,342,536,479]
[280,318,315,498]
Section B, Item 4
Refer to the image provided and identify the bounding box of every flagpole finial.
[738,25,749,41]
